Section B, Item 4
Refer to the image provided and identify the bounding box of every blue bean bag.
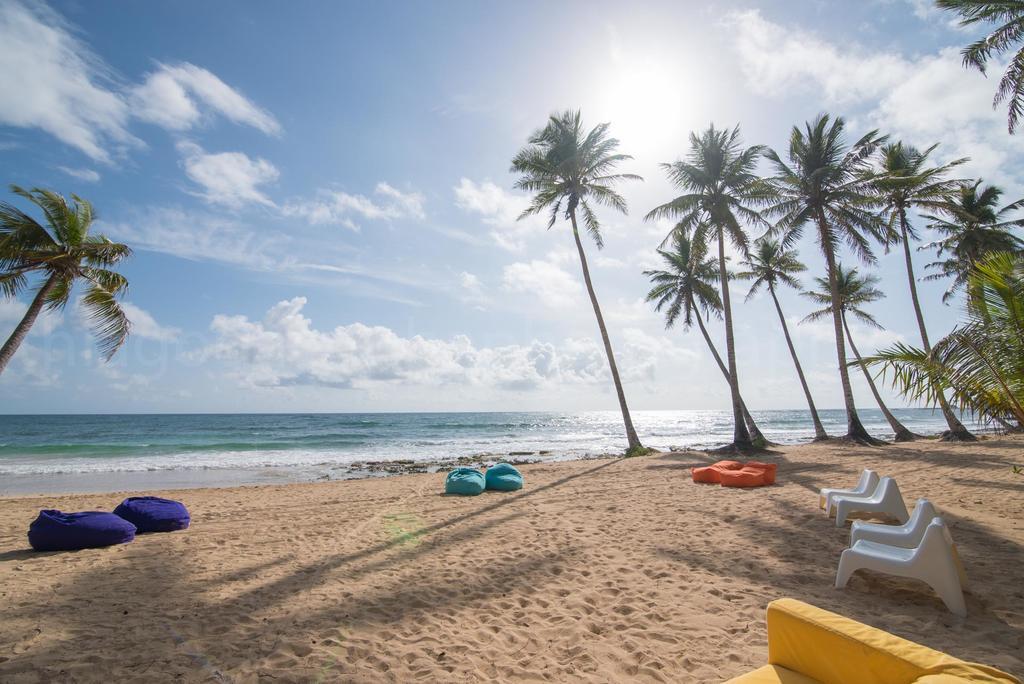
[485,463,523,491]
[113,496,190,533]
[28,510,136,552]
[445,468,485,496]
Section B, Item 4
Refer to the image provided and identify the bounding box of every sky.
[1,0,1022,414]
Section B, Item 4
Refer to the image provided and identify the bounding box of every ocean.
[0,409,962,494]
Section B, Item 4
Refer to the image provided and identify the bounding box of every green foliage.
[643,231,722,329]
[0,185,132,360]
[801,265,886,329]
[510,109,641,245]
[937,0,1024,133]
[624,444,657,458]
[865,252,1024,427]
[738,238,806,301]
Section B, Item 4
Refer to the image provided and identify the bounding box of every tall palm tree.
[739,239,829,441]
[763,113,888,443]
[0,186,132,375]
[874,142,976,441]
[936,0,1024,133]
[644,230,769,445]
[922,181,1024,301]
[803,266,919,442]
[511,110,646,454]
[645,124,768,450]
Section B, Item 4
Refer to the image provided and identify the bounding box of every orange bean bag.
[691,460,746,484]
[720,467,768,488]
[744,461,778,485]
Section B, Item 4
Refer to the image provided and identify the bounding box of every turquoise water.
[0,409,959,479]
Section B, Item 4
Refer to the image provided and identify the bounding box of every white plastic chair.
[836,517,967,617]
[833,476,909,527]
[820,469,879,515]
[850,499,937,549]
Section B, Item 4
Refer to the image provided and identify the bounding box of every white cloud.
[458,270,488,310]
[177,141,279,209]
[0,1,138,163]
[57,166,100,182]
[726,10,1024,185]
[0,341,58,386]
[0,298,63,335]
[200,297,662,391]
[454,178,545,252]
[282,182,426,230]
[131,62,280,135]
[502,259,583,309]
[120,303,180,341]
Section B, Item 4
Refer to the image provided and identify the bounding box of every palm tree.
[510,110,646,454]
[803,266,919,442]
[922,181,1024,302]
[0,186,132,375]
[739,239,829,441]
[645,124,768,450]
[866,251,1024,430]
[644,230,769,445]
[874,142,976,441]
[936,0,1024,133]
[763,113,888,443]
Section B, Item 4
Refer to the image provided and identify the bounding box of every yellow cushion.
[725,664,821,684]
[765,599,1018,684]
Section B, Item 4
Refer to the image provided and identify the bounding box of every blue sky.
[1,0,1021,414]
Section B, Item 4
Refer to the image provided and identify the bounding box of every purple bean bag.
[113,496,190,533]
[28,510,137,552]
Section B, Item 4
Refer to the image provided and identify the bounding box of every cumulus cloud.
[177,141,279,209]
[726,9,1024,185]
[502,259,583,309]
[282,182,425,230]
[0,1,138,163]
[453,178,546,251]
[200,297,663,391]
[131,62,280,135]
[120,303,180,341]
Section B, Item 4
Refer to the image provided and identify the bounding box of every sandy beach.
[0,435,1022,682]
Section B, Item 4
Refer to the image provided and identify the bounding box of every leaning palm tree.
[645,124,768,450]
[874,142,976,441]
[922,180,1024,302]
[644,230,769,446]
[739,239,829,441]
[763,114,888,443]
[0,186,132,375]
[865,251,1024,430]
[802,266,919,442]
[511,110,646,454]
[936,0,1024,133]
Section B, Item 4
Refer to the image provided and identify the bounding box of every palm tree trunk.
[898,211,975,441]
[569,210,642,452]
[717,230,752,449]
[768,285,829,440]
[818,214,876,443]
[690,297,767,445]
[0,274,59,376]
[842,314,918,442]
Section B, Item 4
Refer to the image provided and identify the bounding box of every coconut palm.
[739,239,829,441]
[866,251,1024,430]
[803,266,919,442]
[644,230,769,445]
[936,0,1024,133]
[510,110,646,454]
[874,142,976,440]
[645,124,768,450]
[0,186,131,376]
[922,181,1024,302]
[763,113,888,443]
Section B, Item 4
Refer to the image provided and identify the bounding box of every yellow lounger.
[726,598,1019,684]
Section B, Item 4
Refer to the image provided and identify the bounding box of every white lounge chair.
[833,476,909,527]
[850,499,937,548]
[836,517,967,617]
[820,469,879,515]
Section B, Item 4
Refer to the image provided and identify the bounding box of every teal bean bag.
[485,463,523,491]
[445,467,485,496]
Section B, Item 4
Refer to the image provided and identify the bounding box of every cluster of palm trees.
[512,110,1023,452]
